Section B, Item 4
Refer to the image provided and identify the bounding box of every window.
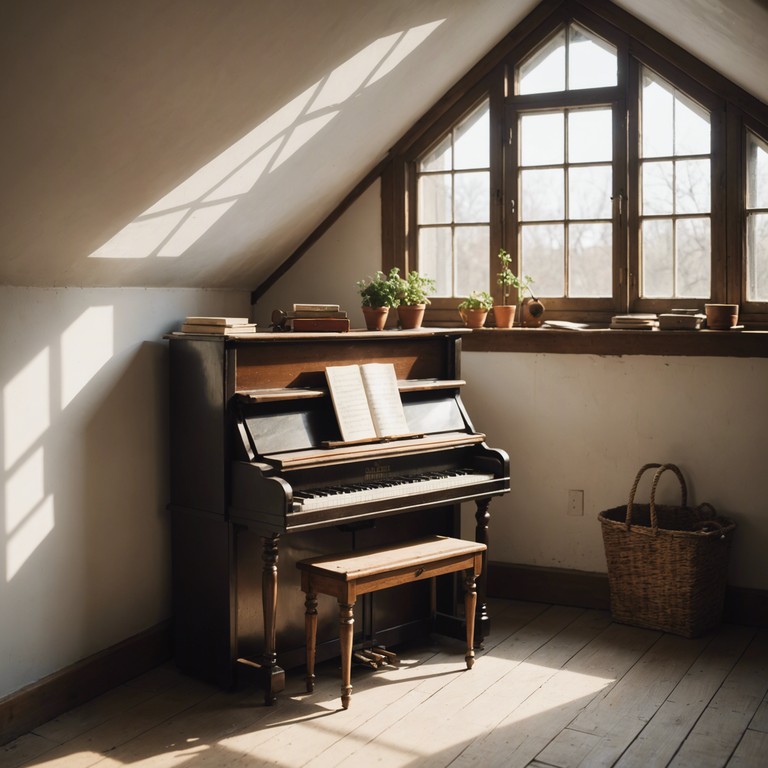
[387,3,768,327]
[639,70,711,299]
[747,131,768,302]
[417,101,490,297]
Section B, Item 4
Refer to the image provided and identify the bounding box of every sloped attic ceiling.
[2,0,767,290]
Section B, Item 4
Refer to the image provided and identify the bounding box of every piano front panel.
[233,336,453,391]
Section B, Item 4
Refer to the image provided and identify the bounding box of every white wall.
[253,181,382,328]
[0,286,249,699]
[462,351,768,590]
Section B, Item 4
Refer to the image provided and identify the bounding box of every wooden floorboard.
[1,600,766,768]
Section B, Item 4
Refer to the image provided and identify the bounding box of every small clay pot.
[397,304,426,330]
[362,306,389,331]
[459,308,488,329]
[705,303,738,330]
[493,305,516,328]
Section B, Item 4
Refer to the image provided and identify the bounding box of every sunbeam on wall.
[4,306,114,581]
[88,20,444,262]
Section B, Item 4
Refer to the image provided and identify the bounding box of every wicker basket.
[598,463,736,637]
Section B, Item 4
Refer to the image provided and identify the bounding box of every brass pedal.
[372,646,399,666]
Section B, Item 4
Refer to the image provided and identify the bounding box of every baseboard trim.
[0,621,172,746]
[488,562,768,628]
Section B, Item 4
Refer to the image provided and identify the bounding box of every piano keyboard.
[294,469,494,511]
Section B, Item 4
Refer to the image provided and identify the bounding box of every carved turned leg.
[464,571,478,669]
[261,535,285,705]
[304,592,318,693]
[474,498,491,644]
[338,602,355,709]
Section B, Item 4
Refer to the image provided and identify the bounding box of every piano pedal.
[372,646,399,666]
[352,647,399,669]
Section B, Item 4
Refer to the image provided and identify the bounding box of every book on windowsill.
[610,313,659,329]
[289,309,348,319]
[181,322,258,335]
[291,317,350,332]
[325,363,414,444]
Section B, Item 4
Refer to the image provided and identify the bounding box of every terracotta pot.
[521,298,545,327]
[362,305,389,331]
[397,304,426,330]
[459,308,488,329]
[705,303,738,330]
[493,305,516,328]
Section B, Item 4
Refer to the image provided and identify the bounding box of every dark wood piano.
[167,328,509,704]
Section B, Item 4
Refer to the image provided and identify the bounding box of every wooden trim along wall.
[488,561,768,629]
[0,621,172,747]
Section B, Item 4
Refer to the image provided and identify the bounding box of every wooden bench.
[297,535,486,709]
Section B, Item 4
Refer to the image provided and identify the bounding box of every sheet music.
[325,363,409,443]
[325,365,377,442]
[359,363,410,437]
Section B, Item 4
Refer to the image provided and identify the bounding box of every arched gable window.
[385,1,768,328]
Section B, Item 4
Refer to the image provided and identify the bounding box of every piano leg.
[474,499,491,645]
[304,592,318,693]
[261,534,285,705]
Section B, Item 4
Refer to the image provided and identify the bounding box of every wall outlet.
[568,489,584,516]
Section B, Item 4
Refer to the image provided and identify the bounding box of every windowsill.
[462,327,768,358]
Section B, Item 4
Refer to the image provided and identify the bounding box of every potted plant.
[356,268,401,330]
[458,291,493,329]
[396,270,436,329]
[494,248,534,328]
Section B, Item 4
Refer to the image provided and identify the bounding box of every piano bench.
[296,535,486,710]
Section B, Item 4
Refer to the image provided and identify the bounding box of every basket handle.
[625,463,687,532]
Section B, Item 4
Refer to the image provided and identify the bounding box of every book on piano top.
[292,317,350,332]
[325,363,411,444]
[184,316,250,325]
[293,303,340,313]
[181,322,257,334]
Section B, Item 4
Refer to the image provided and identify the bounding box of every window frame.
[382,1,768,329]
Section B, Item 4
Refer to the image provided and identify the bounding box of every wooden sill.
[462,327,768,358]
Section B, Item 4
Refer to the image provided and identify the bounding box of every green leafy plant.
[497,248,534,305]
[397,270,436,306]
[356,267,401,308]
[458,290,494,311]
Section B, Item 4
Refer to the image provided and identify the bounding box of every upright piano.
[167,328,509,704]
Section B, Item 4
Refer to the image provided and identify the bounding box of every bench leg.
[464,571,478,670]
[304,592,318,693]
[339,602,355,709]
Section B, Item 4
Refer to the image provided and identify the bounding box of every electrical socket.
[568,489,584,516]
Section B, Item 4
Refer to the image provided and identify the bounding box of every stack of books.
[289,303,350,332]
[610,313,659,330]
[658,310,706,330]
[181,316,258,335]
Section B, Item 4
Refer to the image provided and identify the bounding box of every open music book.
[325,363,411,443]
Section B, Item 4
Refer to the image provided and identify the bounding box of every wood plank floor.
[2,599,767,768]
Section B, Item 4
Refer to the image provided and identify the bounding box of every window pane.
[569,166,612,219]
[568,24,617,90]
[518,29,565,95]
[676,159,710,214]
[455,227,490,296]
[747,213,768,301]
[520,113,564,165]
[419,227,452,296]
[454,171,489,222]
[642,74,673,158]
[569,109,612,162]
[418,174,452,224]
[642,219,673,297]
[521,223,564,296]
[454,104,489,169]
[421,135,451,172]
[569,223,612,297]
[675,96,710,155]
[747,132,768,209]
[521,168,564,221]
[642,161,674,215]
[676,218,711,297]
